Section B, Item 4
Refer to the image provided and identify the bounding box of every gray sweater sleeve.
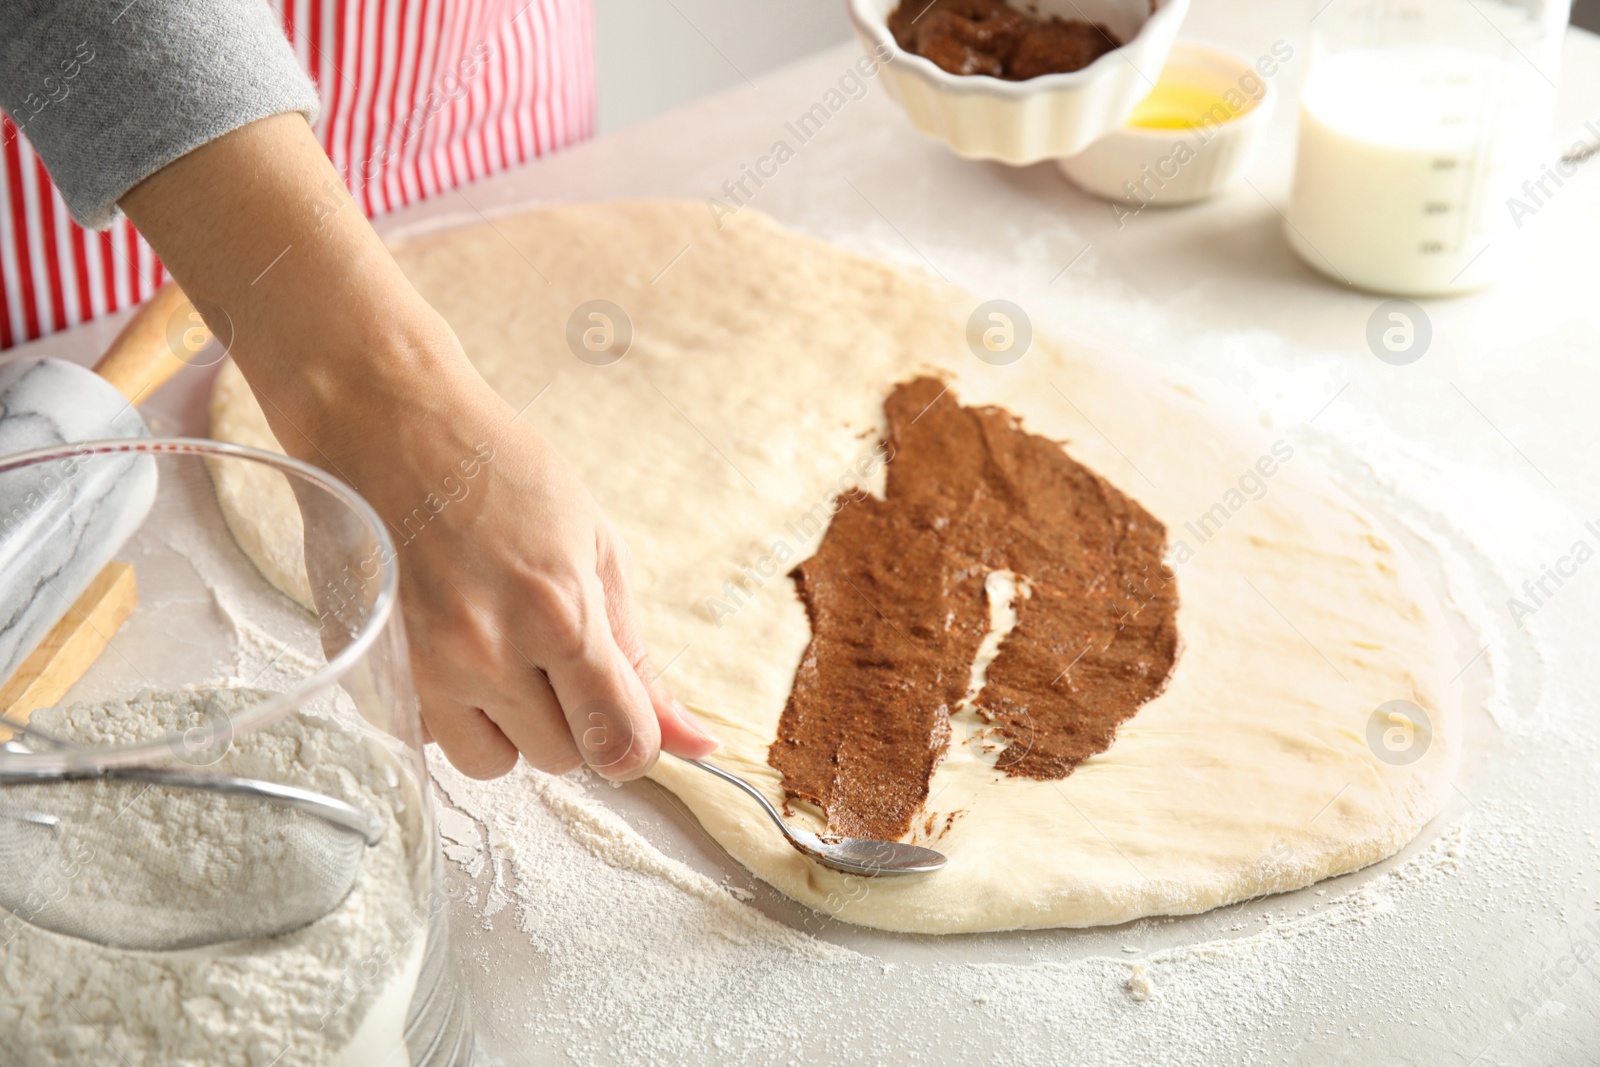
[0,0,321,229]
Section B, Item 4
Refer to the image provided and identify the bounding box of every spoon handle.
[673,756,798,841]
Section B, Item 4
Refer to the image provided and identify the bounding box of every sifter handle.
[91,281,207,404]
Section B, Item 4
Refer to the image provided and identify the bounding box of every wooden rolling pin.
[0,282,209,725]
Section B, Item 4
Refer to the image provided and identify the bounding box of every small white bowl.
[1055,42,1276,205]
[846,0,1191,165]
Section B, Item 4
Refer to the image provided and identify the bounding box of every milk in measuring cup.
[1286,45,1552,295]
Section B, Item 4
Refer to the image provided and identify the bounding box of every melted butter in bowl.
[1057,41,1282,205]
[1127,78,1246,129]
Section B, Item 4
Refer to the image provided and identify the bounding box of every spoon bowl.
[675,756,947,877]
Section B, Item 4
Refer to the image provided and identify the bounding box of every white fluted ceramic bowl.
[847,0,1191,164]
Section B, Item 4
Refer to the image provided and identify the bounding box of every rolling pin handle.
[92,281,209,403]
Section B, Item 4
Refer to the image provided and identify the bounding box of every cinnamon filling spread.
[768,379,1179,841]
[888,0,1121,81]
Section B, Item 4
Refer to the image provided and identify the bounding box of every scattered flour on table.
[0,688,424,1067]
[431,755,1586,1067]
[208,582,327,684]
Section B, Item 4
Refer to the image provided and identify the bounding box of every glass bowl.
[0,439,472,1067]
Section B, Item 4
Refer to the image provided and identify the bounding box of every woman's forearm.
[120,110,718,778]
[120,112,468,458]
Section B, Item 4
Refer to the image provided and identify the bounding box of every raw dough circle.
[208,364,316,611]
[209,200,1460,933]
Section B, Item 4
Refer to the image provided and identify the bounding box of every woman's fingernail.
[674,700,720,745]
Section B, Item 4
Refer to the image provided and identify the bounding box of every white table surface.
[16,1,1600,1062]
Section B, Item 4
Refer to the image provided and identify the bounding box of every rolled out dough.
[209,200,1460,933]
[208,366,316,611]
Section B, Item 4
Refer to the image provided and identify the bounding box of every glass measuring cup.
[1285,0,1572,295]
[0,440,472,1067]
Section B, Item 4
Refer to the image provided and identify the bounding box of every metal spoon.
[675,756,946,876]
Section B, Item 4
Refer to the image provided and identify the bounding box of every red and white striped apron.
[0,0,595,350]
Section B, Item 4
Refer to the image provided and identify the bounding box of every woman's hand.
[124,113,716,779]
[307,334,719,779]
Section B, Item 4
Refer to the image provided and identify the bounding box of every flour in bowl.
[0,687,427,1067]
